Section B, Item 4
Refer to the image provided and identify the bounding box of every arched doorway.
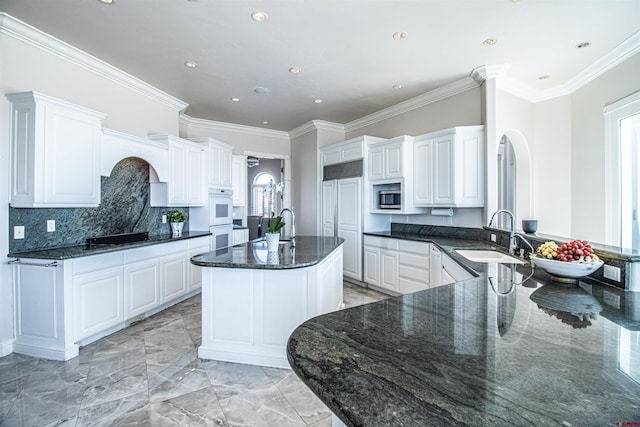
[496,130,532,231]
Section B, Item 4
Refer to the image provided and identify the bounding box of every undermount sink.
[455,249,524,264]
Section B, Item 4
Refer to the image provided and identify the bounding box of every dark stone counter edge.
[7,231,212,260]
[190,237,345,270]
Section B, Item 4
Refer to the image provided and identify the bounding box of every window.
[251,173,277,216]
[604,90,640,249]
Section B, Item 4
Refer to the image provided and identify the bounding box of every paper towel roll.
[431,208,454,217]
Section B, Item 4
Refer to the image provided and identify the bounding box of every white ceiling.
[2,0,639,131]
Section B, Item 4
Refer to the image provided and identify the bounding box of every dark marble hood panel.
[8,157,187,253]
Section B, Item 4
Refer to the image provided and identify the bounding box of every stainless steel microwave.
[378,191,401,209]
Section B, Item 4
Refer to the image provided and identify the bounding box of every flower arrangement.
[266,214,285,234]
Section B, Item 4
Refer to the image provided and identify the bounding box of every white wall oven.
[209,188,233,226]
[210,224,234,251]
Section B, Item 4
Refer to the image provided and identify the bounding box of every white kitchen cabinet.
[322,138,374,166]
[124,260,160,319]
[148,134,206,207]
[6,91,106,208]
[367,136,412,181]
[232,228,249,245]
[73,266,124,342]
[190,137,233,189]
[232,155,247,206]
[413,126,485,207]
[364,236,438,294]
[11,236,210,360]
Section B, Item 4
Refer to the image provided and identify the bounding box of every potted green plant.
[168,210,188,236]
[265,214,285,251]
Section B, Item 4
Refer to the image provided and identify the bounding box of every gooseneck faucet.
[279,208,295,247]
[488,209,517,254]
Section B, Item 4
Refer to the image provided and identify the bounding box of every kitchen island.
[191,236,344,368]
[288,233,640,426]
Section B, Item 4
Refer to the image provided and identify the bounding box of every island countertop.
[191,236,344,269]
[287,233,640,426]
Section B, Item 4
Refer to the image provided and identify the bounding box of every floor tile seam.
[268,374,332,427]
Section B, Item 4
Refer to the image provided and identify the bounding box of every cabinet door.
[232,156,247,206]
[161,254,188,302]
[207,143,222,187]
[337,178,362,281]
[74,267,124,341]
[169,142,188,204]
[321,181,336,237]
[413,139,433,205]
[433,135,454,205]
[124,260,160,319]
[186,145,205,206]
[323,149,341,165]
[380,250,399,291]
[363,246,380,286]
[188,245,209,291]
[454,132,485,206]
[383,141,403,179]
[368,146,384,181]
[221,146,233,188]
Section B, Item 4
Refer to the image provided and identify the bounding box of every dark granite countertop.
[7,231,212,260]
[288,230,640,426]
[190,236,344,270]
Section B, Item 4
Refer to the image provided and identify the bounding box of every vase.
[266,232,280,252]
[171,222,184,236]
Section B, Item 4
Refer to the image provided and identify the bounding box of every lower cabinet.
[232,228,249,245]
[363,235,435,294]
[12,235,210,361]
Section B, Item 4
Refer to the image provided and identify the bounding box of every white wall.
[570,52,640,244]
[290,130,320,235]
[532,96,572,237]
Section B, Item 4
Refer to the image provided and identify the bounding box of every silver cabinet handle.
[8,259,59,268]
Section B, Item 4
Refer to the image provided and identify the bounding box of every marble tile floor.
[0,282,388,427]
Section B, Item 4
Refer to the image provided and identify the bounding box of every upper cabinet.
[368,136,413,182]
[7,91,106,208]
[321,137,380,166]
[413,126,485,207]
[148,135,205,207]
[232,155,247,206]
[189,137,233,189]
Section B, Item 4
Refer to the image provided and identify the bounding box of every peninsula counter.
[191,236,344,368]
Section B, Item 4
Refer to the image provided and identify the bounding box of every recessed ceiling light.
[231,97,240,102]
[538,75,550,80]
[392,31,408,40]
[483,38,498,46]
[98,0,114,4]
[392,84,403,89]
[262,121,269,124]
[289,67,301,74]
[314,99,323,104]
[253,86,271,95]
[251,11,268,22]
[576,41,591,49]
[184,61,197,68]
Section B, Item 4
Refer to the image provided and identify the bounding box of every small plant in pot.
[265,214,285,251]
[168,210,188,236]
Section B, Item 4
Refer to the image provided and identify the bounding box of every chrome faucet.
[515,233,535,257]
[279,208,295,247]
[488,209,517,254]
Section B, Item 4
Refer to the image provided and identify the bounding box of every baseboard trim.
[0,338,14,357]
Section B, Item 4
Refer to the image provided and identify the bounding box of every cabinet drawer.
[399,265,430,284]
[125,240,188,263]
[398,240,430,255]
[364,235,399,250]
[399,252,430,269]
[73,252,123,275]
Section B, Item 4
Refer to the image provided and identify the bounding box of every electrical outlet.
[47,220,56,232]
[14,226,25,239]
[603,265,621,282]
[490,234,497,242]
[162,215,167,224]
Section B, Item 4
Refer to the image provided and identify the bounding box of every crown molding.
[289,120,345,139]
[0,12,188,111]
[180,114,290,140]
[563,30,640,94]
[344,76,480,134]
[470,64,511,84]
